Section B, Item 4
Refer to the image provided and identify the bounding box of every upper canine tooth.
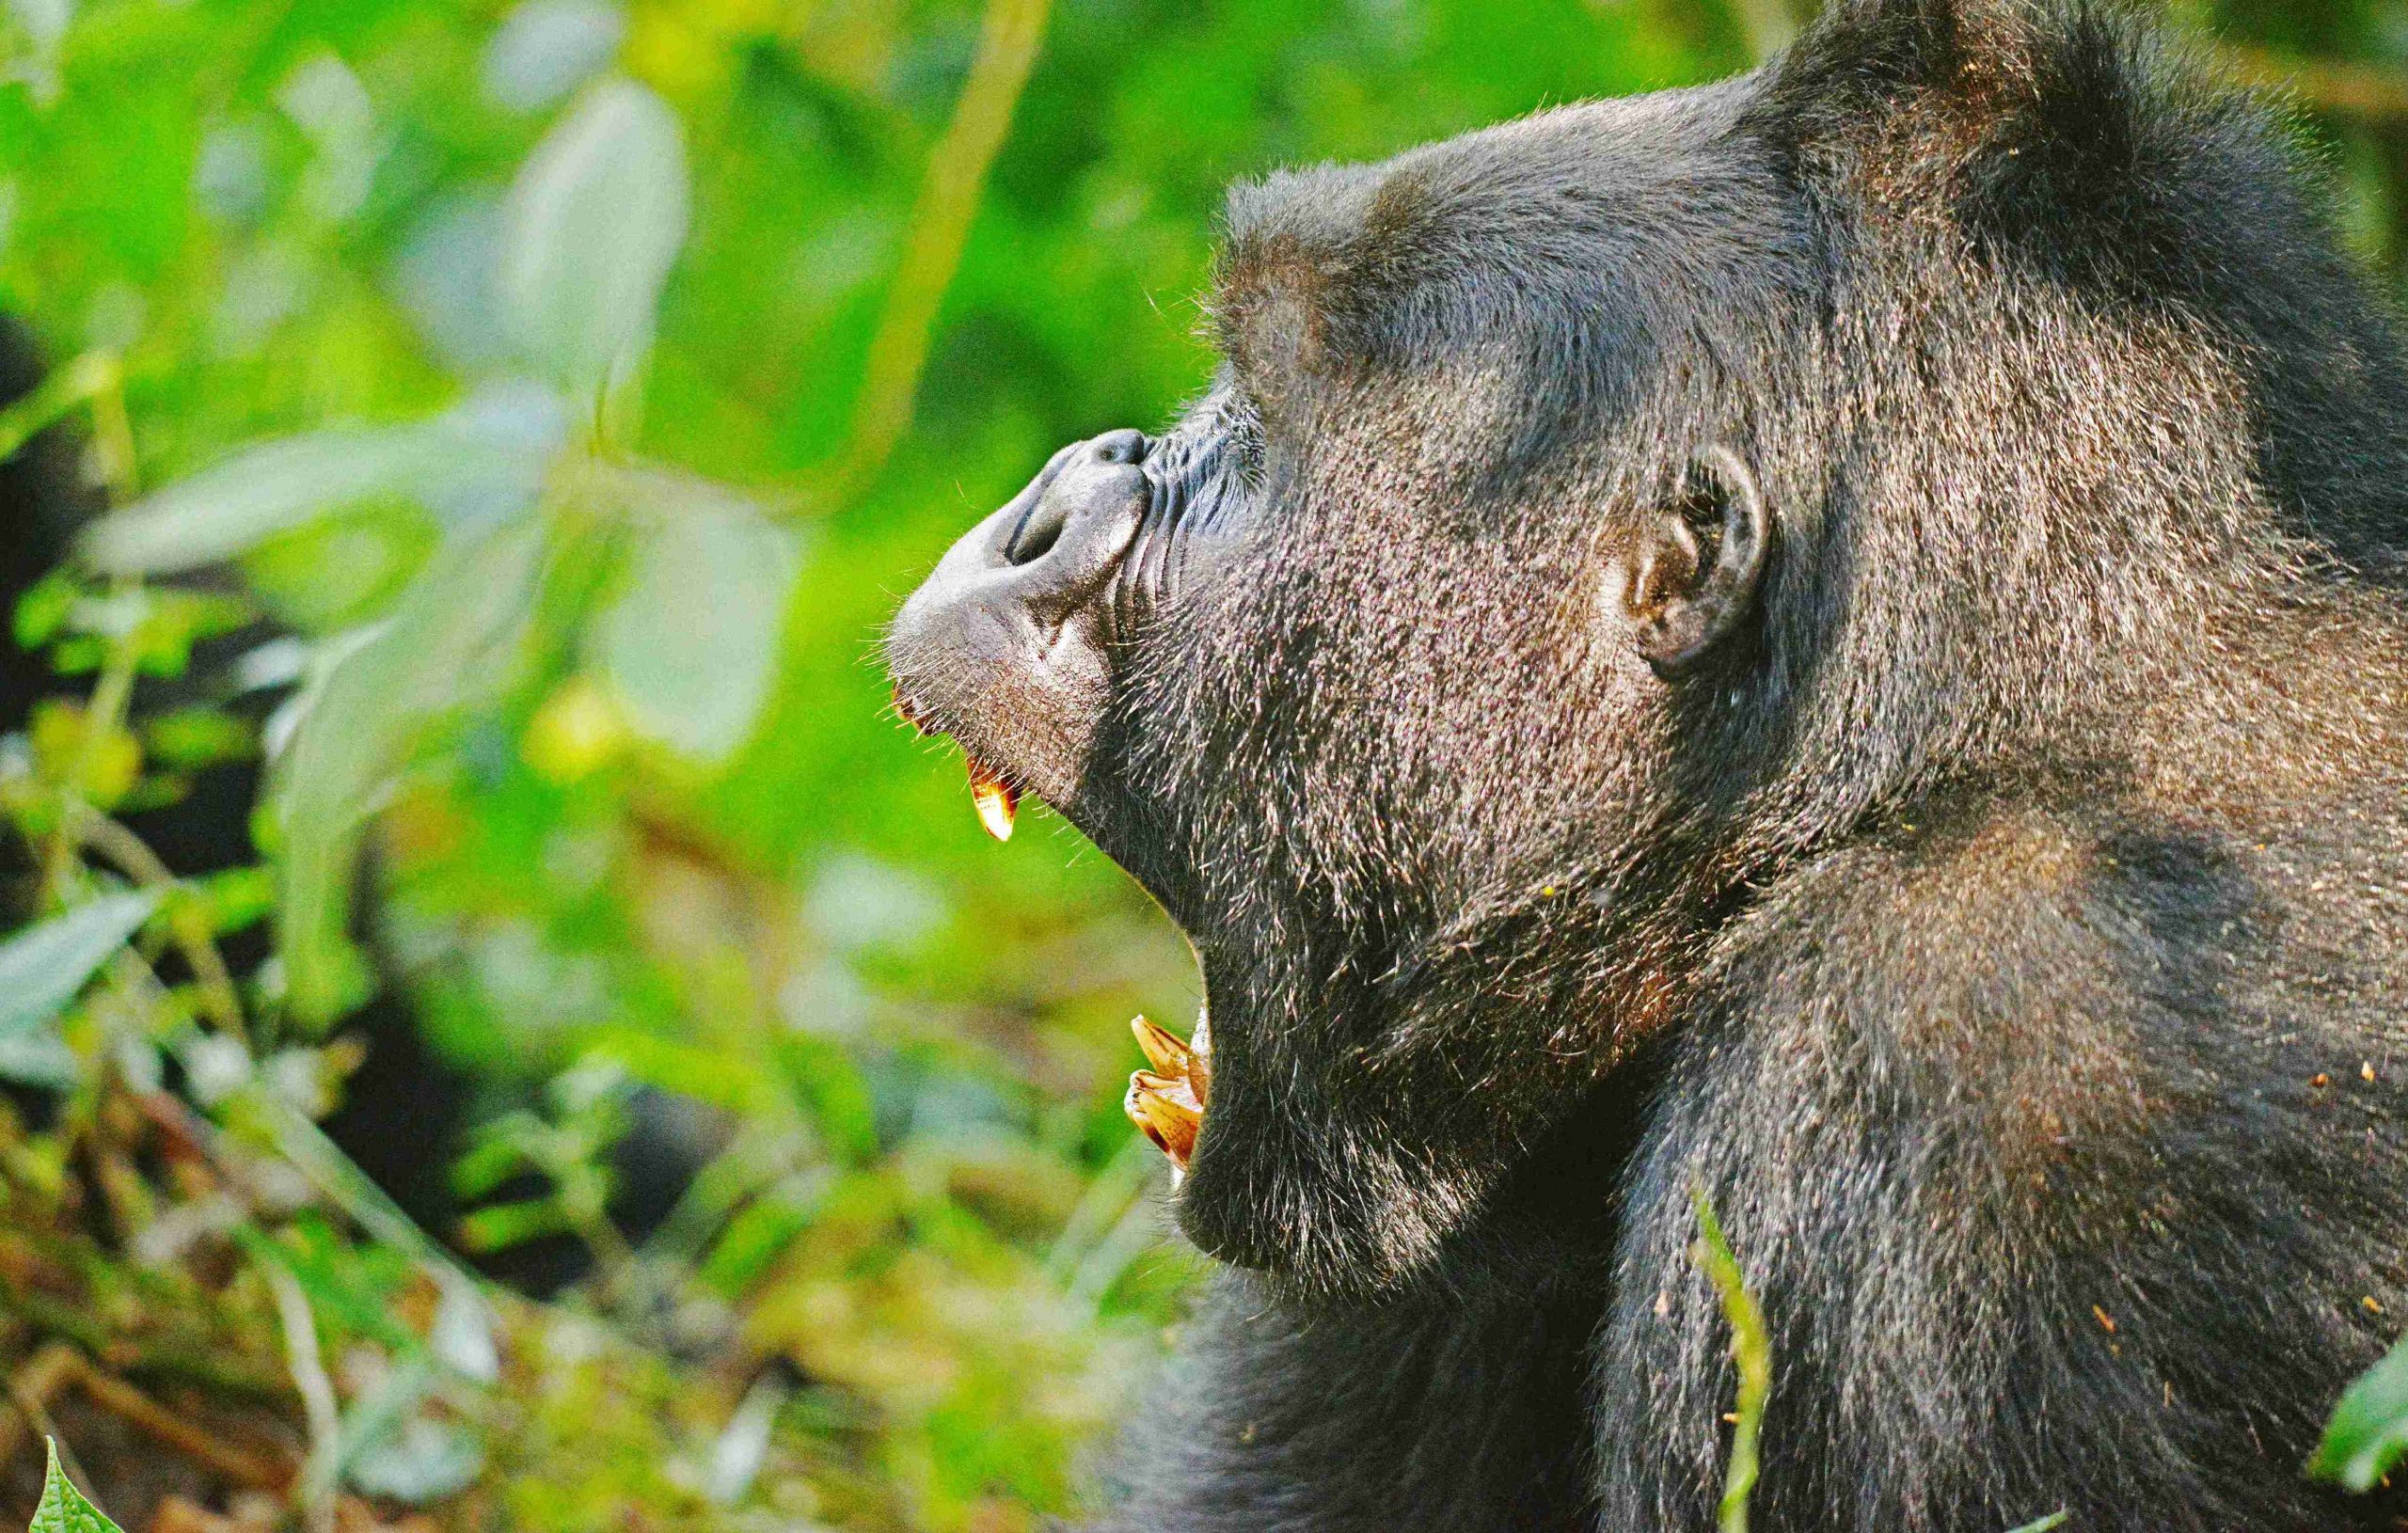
[1131,1015,1192,1078]
[966,758,1019,841]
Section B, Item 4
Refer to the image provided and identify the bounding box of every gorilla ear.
[1626,446,1770,675]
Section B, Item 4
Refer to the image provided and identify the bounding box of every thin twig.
[0,1342,81,1473]
[826,0,1055,499]
[0,1285,295,1404]
[71,1361,293,1492]
[3,1344,87,1491]
[71,804,251,1046]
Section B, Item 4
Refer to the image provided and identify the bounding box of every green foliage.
[0,889,154,1042]
[30,1446,123,1533]
[498,78,689,397]
[2309,1332,2408,1493]
[0,0,2400,1526]
[1691,1186,1771,1533]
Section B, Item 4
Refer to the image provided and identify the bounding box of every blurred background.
[0,0,2399,1528]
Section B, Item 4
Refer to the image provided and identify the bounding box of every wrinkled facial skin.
[888,82,1801,1300]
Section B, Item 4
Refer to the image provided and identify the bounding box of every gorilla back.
[887,0,2408,1526]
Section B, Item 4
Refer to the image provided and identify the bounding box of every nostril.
[1005,495,1069,565]
[1090,429,1150,466]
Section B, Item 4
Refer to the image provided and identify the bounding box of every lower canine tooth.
[1127,1083,1201,1173]
[966,759,1019,841]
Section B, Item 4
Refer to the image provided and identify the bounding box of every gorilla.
[887,0,2408,1525]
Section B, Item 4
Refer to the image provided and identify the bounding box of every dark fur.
[1068,1,2408,1526]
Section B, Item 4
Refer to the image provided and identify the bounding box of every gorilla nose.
[1004,430,1151,569]
[884,428,1160,817]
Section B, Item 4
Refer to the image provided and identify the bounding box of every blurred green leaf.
[84,405,560,577]
[499,78,689,398]
[594,479,799,761]
[776,1032,879,1166]
[31,1442,124,1533]
[12,569,79,650]
[234,1218,419,1352]
[460,1196,573,1253]
[483,0,626,115]
[349,1414,483,1504]
[0,889,159,1039]
[144,705,256,768]
[276,519,547,1025]
[2309,1332,2408,1493]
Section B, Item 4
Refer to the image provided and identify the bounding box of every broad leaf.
[0,890,160,1037]
[483,0,626,114]
[83,393,563,576]
[498,78,689,395]
[594,476,800,761]
[2309,1333,2408,1493]
[0,1033,79,1088]
[274,519,547,1024]
[31,1443,126,1533]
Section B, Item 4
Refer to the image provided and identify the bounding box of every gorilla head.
[890,0,2408,1333]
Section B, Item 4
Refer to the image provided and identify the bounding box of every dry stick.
[0,1343,81,1474]
[0,1284,294,1405]
[826,0,1055,499]
[69,1361,293,1493]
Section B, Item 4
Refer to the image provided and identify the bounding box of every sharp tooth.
[1131,1015,1192,1077]
[1124,1079,1176,1163]
[1125,1078,1202,1176]
[891,687,933,736]
[966,758,1019,841]
[1131,1067,1200,1110]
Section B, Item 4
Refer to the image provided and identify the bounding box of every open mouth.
[894,682,1212,1177]
[889,423,1251,1181]
[895,686,1026,843]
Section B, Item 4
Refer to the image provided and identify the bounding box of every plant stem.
[827,0,1054,499]
[1691,1184,1772,1533]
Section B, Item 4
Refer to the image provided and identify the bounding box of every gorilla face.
[890,85,1801,1297]
[886,392,1258,912]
